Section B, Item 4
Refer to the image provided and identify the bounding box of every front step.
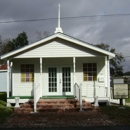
[14,99,93,113]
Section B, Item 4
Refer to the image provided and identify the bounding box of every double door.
[46,66,73,95]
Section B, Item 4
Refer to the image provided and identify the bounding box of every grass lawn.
[125,96,130,102]
[0,93,13,124]
[100,106,130,125]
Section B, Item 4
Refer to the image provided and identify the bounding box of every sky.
[0,0,130,72]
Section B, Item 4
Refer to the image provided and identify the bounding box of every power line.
[0,13,130,24]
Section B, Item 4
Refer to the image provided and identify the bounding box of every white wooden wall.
[12,59,40,96]
[15,40,103,58]
[11,38,107,97]
[76,57,106,98]
[11,57,107,98]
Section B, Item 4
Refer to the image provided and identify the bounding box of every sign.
[113,84,129,99]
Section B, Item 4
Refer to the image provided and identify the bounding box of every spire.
[55,4,63,33]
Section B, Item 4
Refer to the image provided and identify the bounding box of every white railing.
[74,83,82,111]
[94,86,108,97]
[84,84,108,98]
[34,75,42,113]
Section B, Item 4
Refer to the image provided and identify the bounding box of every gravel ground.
[0,110,123,128]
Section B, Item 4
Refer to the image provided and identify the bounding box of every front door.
[46,66,73,95]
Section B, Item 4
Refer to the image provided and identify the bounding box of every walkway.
[0,110,123,128]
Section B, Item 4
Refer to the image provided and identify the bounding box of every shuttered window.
[83,63,97,81]
[21,64,34,82]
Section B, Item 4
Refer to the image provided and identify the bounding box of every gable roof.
[0,32,115,59]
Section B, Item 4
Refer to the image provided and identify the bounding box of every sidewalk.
[0,110,125,128]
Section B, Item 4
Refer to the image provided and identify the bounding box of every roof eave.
[0,34,58,60]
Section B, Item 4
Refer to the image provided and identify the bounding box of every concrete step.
[29,99,77,104]
[14,107,33,114]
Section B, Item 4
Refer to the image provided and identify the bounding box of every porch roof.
[0,32,115,60]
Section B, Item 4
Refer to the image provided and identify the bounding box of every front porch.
[6,56,112,112]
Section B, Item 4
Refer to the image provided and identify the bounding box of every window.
[83,63,97,81]
[21,64,34,82]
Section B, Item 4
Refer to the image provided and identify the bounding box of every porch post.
[73,57,76,84]
[73,57,76,96]
[40,58,42,97]
[105,56,111,105]
[10,62,13,96]
[7,60,10,98]
[107,56,110,98]
[105,56,108,88]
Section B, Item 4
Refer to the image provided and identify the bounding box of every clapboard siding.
[15,40,104,58]
[75,57,106,97]
[0,70,7,92]
[12,58,73,96]
[11,57,106,97]
[12,59,40,96]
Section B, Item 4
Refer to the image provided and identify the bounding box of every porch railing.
[94,85,108,97]
[74,83,82,111]
[84,84,108,98]
[34,75,42,112]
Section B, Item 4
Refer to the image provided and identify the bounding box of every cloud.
[0,0,130,72]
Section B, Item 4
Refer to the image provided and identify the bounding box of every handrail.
[74,83,82,111]
[34,75,41,113]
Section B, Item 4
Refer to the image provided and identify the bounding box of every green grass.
[8,96,34,99]
[100,106,130,125]
[0,100,13,124]
[126,99,130,102]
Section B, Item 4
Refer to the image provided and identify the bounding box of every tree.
[36,31,50,40]
[124,71,130,76]
[0,32,29,55]
[9,31,28,51]
[95,43,125,76]
[0,36,10,55]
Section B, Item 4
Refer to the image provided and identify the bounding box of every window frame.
[83,63,97,82]
[21,64,34,83]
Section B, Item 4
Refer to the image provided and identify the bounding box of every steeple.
[55,4,63,33]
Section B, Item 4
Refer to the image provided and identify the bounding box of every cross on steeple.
[55,4,63,33]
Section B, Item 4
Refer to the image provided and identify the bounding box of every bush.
[0,104,13,123]
[0,92,13,124]
[0,92,6,101]
[0,100,6,106]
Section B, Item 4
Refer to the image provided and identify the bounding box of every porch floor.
[41,96,75,99]
[7,96,74,99]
